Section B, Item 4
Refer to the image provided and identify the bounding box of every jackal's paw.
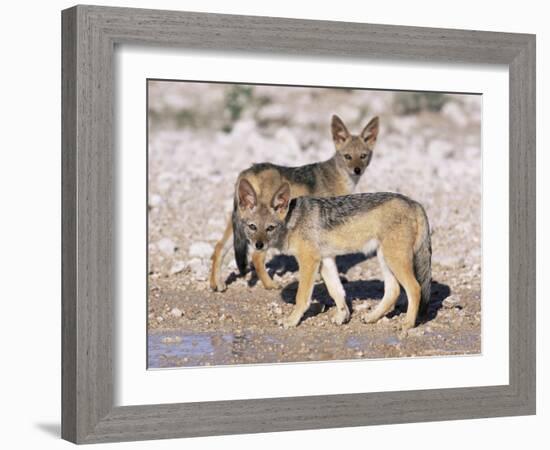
[361,312,379,324]
[279,313,301,329]
[331,307,350,325]
[209,277,227,293]
[401,318,416,331]
[262,279,281,290]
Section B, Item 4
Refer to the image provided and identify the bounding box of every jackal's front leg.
[209,216,233,292]
[280,254,320,329]
[252,251,280,290]
[320,257,350,325]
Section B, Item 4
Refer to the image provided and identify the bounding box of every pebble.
[170,307,183,317]
[161,336,182,344]
[156,316,164,323]
[170,261,186,275]
[157,238,177,255]
[149,194,163,208]
[442,295,462,309]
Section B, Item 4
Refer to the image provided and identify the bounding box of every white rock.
[442,296,462,309]
[170,307,183,317]
[157,238,176,255]
[149,194,163,208]
[170,261,186,275]
[189,242,214,258]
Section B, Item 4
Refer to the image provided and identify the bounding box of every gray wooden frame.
[61,4,536,444]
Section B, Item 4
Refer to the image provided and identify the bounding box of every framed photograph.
[62,5,535,444]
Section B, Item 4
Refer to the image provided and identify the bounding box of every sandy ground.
[147,81,482,368]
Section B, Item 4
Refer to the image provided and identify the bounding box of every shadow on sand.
[280,278,451,324]
[226,251,451,324]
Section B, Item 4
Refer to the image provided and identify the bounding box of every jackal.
[236,180,432,330]
[210,115,380,292]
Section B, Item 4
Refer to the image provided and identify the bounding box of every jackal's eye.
[248,223,257,231]
[360,153,368,159]
[344,154,352,160]
[266,225,276,232]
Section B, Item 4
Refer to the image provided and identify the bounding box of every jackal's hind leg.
[372,244,420,330]
[362,250,400,324]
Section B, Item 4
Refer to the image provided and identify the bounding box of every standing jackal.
[210,115,379,292]
[236,181,432,329]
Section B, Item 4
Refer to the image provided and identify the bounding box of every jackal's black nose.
[354,167,361,175]
[255,241,264,250]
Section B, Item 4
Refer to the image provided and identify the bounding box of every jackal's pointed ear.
[360,116,379,150]
[331,115,350,149]
[238,178,257,210]
[271,182,290,212]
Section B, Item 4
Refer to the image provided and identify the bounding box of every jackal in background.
[236,180,431,329]
[210,115,380,292]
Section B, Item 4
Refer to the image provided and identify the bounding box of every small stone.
[156,316,164,323]
[149,194,163,208]
[170,307,183,318]
[442,296,462,309]
[170,261,186,275]
[354,303,370,311]
[157,238,177,255]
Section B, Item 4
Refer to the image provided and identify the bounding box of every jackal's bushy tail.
[413,205,432,316]
[232,203,248,275]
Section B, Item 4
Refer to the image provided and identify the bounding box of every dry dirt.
[147,81,482,368]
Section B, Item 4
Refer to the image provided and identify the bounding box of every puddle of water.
[148,331,282,368]
[148,329,480,369]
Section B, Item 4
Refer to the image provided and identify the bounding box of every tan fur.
[209,216,233,292]
[280,240,320,328]
[251,251,279,290]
